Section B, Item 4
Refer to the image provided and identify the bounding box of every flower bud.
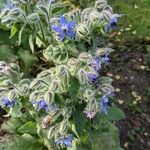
[95,0,107,12]
[37,70,51,78]
[27,13,39,23]
[44,91,54,103]
[78,69,87,84]
[79,53,92,63]
[76,24,89,40]
[49,80,59,92]
[30,91,39,101]
[83,89,95,101]
[89,10,101,23]
[21,85,29,95]
[8,90,16,100]
[10,8,22,16]
[59,121,68,134]
[67,58,77,75]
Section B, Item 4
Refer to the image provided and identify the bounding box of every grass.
[108,0,150,39]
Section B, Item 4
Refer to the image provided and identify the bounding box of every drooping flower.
[101,52,110,64]
[87,72,98,83]
[51,16,76,41]
[89,57,102,72]
[32,100,49,112]
[100,91,112,114]
[1,98,16,108]
[105,14,122,32]
[55,134,74,147]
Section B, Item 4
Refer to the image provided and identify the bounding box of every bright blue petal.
[66,30,75,38]
[58,32,66,41]
[87,73,97,82]
[2,98,9,106]
[60,16,67,26]
[52,25,62,33]
[67,21,76,28]
[44,104,49,112]
[111,16,118,23]
[63,139,72,147]
[37,100,48,111]
[101,102,108,114]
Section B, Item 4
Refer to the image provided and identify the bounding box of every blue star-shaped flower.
[32,100,49,112]
[51,16,76,41]
[105,14,122,32]
[1,98,16,108]
[55,134,74,147]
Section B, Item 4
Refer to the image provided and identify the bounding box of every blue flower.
[5,0,16,10]
[102,52,110,64]
[89,57,102,71]
[32,100,49,112]
[6,0,12,9]
[51,16,76,41]
[87,72,98,83]
[105,14,121,32]
[55,134,74,147]
[100,91,112,114]
[1,98,16,108]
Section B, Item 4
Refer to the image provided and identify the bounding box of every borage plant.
[0,0,124,150]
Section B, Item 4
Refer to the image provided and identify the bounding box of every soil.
[108,39,150,150]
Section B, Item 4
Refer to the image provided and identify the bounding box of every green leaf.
[0,134,45,150]
[0,0,5,9]
[67,76,80,95]
[43,45,69,64]
[73,110,87,136]
[9,105,23,118]
[71,121,123,150]
[18,24,26,45]
[1,118,23,133]
[18,49,38,76]
[0,44,16,61]
[106,106,125,121]
[29,34,35,53]
[10,24,18,38]
[18,121,37,134]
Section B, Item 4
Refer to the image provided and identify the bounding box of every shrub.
[0,0,124,149]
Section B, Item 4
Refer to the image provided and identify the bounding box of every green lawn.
[108,0,150,39]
